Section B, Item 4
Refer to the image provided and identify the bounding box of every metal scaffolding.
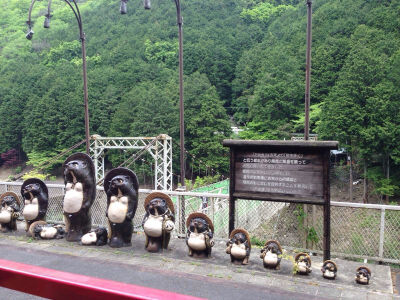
[89,135,173,191]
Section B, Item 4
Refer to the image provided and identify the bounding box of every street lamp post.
[118,0,186,190]
[26,0,91,155]
[304,0,312,141]
[175,0,185,191]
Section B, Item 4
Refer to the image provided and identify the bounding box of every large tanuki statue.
[21,178,48,234]
[63,153,96,242]
[104,167,138,248]
[0,192,21,232]
[142,192,175,252]
[186,212,214,258]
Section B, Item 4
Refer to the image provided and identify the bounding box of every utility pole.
[304,0,312,141]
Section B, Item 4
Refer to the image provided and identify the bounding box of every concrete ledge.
[0,225,396,299]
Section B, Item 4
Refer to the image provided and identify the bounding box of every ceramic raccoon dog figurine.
[186,213,214,258]
[321,260,337,280]
[260,240,283,270]
[30,221,65,240]
[0,192,21,232]
[63,153,96,242]
[104,167,139,248]
[21,178,48,235]
[295,252,312,275]
[355,266,371,285]
[142,192,175,252]
[81,227,108,246]
[226,228,251,265]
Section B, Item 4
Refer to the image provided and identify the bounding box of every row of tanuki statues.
[0,153,371,285]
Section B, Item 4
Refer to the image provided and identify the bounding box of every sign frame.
[223,139,338,261]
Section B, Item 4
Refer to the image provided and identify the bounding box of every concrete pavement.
[0,223,397,299]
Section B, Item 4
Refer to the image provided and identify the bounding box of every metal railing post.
[210,197,214,227]
[379,208,386,260]
[180,194,186,234]
[175,193,181,235]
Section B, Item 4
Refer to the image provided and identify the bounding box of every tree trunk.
[363,161,368,204]
[386,155,390,203]
[349,155,353,202]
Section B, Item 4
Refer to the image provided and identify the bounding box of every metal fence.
[0,181,399,264]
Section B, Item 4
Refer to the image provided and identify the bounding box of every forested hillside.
[0,0,400,198]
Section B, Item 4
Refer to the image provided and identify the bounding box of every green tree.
[184,72,231,173]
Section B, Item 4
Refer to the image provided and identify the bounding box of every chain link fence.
[0,181,399,264]
[234,201,400,263]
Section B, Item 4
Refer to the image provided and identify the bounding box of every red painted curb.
[0,259,205,300]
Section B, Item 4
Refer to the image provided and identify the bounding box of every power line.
[13,139,86,181]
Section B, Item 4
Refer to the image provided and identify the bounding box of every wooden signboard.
[223,139,338,261]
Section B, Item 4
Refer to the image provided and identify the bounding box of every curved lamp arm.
[26,0,90,155]
[27,0,84,40]
[44,0,52,28]
[174,0,182,25]
[63,0,84,40]
[26,0,38,39]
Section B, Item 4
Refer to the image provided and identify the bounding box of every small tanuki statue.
[321,260,337,280]
[186,212,214,258]
[260,240,283,270]
[0,192,21,232]
[355,266,371,285]
[104,167,139,248]
[294,252,312,275]
[81,227,108,246]
[21,178,48,233]
[30,221,65,240]
[225,228,251,265]
[63,153,96,242]
[142,192,175,252]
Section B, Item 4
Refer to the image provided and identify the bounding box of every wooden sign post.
[223,139,338,261]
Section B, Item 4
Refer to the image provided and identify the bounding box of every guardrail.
[0,259,203,299]
[0,181,399,264]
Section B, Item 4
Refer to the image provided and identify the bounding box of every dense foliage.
[0,0,400,196]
